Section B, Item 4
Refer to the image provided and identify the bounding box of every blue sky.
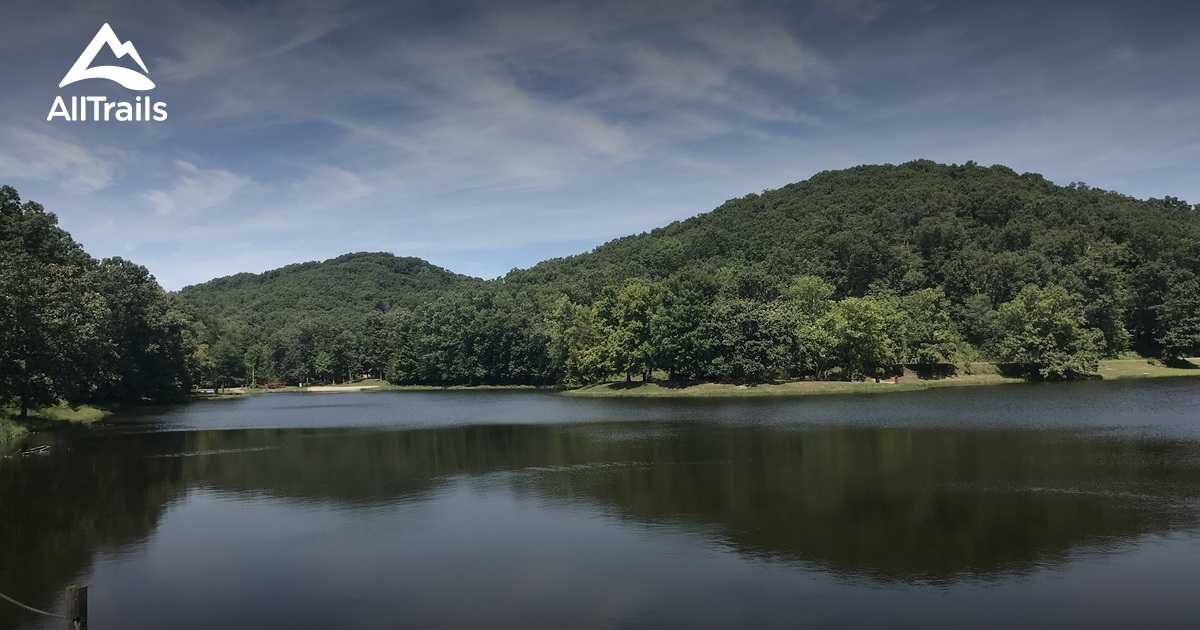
[2,0,1198,289]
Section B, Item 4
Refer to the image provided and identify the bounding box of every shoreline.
[191,358,1200,400]
[563,358,1200,398]
[1,403,111,451]
[5,360,1195,447]
[234,382,551,395]
[221,358,1199,399]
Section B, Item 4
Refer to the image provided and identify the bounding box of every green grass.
[564,374,1011,398]
[1097,357,1200,379]
[0,417,28,448]
[564,358,1200,398]
[2,402,109,425]
[1,403,109,450]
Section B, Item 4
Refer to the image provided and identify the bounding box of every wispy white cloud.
[123,0,834,190]
[152,0,356,83]
[141,160,251,215]
[5,0,1200,291]
[287,165,371,203]
[809,0,893,22]
[0,126,115,193]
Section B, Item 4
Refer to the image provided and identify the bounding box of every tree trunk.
[18,368,29,418]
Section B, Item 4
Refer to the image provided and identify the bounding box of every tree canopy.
[173,161,1195,388]
[0,186,191,416]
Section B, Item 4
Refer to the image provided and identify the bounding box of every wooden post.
[65,584,86,630]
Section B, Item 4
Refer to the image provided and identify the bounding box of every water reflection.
[0,432,188,629]
[172,424,1200,582]
[3,388,1200,628]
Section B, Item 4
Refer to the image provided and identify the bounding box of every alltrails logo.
[48,23,167,122]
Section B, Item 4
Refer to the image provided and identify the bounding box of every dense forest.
[176,160,1200,388]
[0,186,192,418]
[4,160,1200,415]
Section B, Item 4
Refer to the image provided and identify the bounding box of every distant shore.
[222,382,548,396]
[227,357,1200,399]
[203,358,1200,400]
[563,358,1200,398]
[6,359,1196,449]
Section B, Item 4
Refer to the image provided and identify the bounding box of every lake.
[3,379,1200,629]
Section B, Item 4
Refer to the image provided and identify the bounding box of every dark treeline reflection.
[180,424,1200,580]
[0,432,189,629]
[5,422,1200,628]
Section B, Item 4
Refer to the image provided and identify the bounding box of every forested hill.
[171,160,1199,388]
[507,160,1200,309]
[9,159,1198,419]
[178,252,473,331]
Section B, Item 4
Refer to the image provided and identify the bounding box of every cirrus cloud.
[142,160,251,215]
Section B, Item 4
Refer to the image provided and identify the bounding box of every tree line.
[5,160,1200,416]
[179,256,1197,391]
[177,161,1200,390]
[202,270,1130,390]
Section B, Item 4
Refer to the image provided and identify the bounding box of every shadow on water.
[0,433,189,629]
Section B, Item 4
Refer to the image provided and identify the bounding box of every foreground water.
[3,379,1200,629]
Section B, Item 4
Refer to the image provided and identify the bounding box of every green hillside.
[178,252,471,328]
[174,160,1200,387]
[510,160,1198,313]
[12,159,1196,410]
[169,252,477,385]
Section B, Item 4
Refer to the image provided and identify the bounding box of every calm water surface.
[3,379,1200,629]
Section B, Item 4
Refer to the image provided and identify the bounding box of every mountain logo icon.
[59,23,155,91]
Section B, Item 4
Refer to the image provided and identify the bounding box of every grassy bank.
[1,359,1192,449]
[1096,357,1200,379]
[1,403,110,450]
[0,417,27,447]
[564,358,1200,398]
[224,359,1199,399]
